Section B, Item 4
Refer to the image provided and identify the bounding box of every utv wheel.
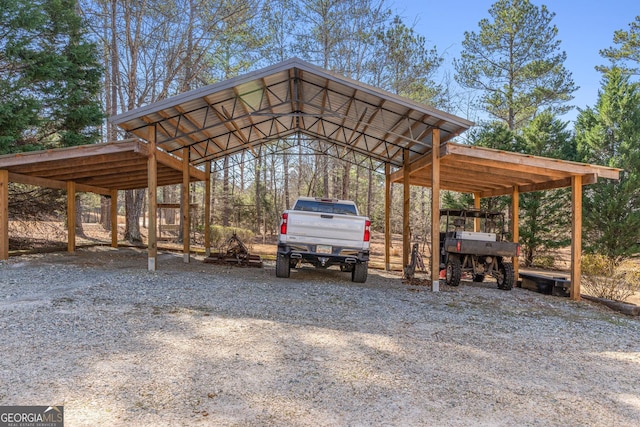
[352,261,368,283]
[473,274,485,283]
[276,254,291,278]
[497,262,514,290]
[446,256,462,287]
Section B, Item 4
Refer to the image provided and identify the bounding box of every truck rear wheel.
[497,262,514,290]
[352,261,368,283]
[446,256,462,287]
[276,254,291,278]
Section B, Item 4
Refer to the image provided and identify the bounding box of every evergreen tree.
[0,0,103,153]
[372,15,443,106]
[518,112,574,266]
[454,0,576,130]
[598,15,640,76]
[575,68,640,260]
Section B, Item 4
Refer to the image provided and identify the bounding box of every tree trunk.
[124,189,145,243]
[100,196,111,231]
[342,161,350,199]
[321,144,329,197]
[367,168,373,218]
[283,150,290,209]
[222,156,230,226]
[255,155,261,233]
[75,194,85,237]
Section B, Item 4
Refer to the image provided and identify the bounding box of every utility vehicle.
[440,209,520,290]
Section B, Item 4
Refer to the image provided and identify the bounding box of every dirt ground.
[2,246,640,426]
[8,220,640,306]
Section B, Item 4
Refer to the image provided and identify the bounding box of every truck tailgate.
[285,211,366,247]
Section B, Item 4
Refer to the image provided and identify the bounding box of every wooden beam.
[445,143,620,179]
[67,181,76,254]
[148,126,158,271]
[8,172,111,195]
[403,149,410,270]
[111,189,118,248]
[135,142,206,182]
[182,147,190,263]
[204,162,211,257]
[0,140,140,168]
[385,163,391,271]
[474,193,481,232]
[479,174,598,198]
[388,143,446,182]
[431,129,441,291]
[571,175,582,301]
[155,148,206,182]
[511,185,520,282]
[18,153,143,177]
[0,170,8,260]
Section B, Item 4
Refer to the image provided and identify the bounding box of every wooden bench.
[519,271,570,297]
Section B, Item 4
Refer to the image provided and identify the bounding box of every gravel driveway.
[1,246,639,426]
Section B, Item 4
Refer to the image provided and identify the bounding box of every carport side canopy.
[0,139,205,193]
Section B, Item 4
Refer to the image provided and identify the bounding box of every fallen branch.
[581,294,640,316]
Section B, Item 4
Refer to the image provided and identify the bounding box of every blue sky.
[391,0,638,124]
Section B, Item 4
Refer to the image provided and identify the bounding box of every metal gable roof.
[110,58,474,169]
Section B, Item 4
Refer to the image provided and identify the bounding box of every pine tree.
[575,68,640,260]
[0,0,103,153]
[598,15,640,76]
[454,0,576,130]
[518,112,574,266]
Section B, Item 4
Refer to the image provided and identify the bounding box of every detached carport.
[0,58,620,300]
[389,142,620,300]
[0,139,206,269]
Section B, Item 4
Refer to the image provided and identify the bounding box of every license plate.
[316,245,332,254]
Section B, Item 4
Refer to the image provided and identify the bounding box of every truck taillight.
[280,213,288,235]
[457,241,461,252]
[516,244,521,257]
[363,220,371,242]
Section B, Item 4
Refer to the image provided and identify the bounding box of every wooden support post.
[474,192,481,232]
[67,181,76,254]
[0,170,8,260]
[182,147,190,263]
[384,163,391,271]
[148,125,158,271]
[403,149,410,270]
[431,129,441,292]
[111,189,118,248]
[204,162,211,257]
[511,185,519,282]
[571,175,582,301]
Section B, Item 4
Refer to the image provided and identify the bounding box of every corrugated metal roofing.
[110,58,474,169]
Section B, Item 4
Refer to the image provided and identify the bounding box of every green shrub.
[581,254,640,302]
[532,255,555,269]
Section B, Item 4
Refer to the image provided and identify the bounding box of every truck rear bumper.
[277,243,369,267]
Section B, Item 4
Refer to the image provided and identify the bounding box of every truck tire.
[352,261,368,283]
[276,254,291,278]
[446,256,462,287]
[497,262,514,290]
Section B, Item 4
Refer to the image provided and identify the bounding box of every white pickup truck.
[276,197,371,282]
